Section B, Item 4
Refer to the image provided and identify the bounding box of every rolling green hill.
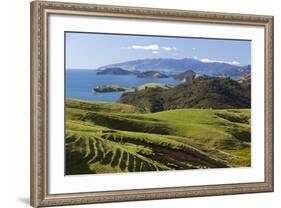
[118,76,251,112]
[137,83,172,90]
[65,99,251,175]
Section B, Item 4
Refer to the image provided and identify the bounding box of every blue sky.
[65,32,251,69]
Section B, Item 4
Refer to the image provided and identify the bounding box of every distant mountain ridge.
[97,58,251,78]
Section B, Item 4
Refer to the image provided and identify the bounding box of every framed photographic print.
[30,1,274,207]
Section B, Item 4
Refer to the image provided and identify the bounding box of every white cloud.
[152,51,159,54]
[124,44,176,52]
[201,58,240,65]
[161,46,172,51]
[230,61,240,65]
[127,44,159,50]
[193,56,198,60]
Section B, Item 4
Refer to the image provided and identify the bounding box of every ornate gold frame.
[30,1,274,207]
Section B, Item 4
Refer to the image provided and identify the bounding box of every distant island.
[93,83,172,93]
[93,85,133,93]
[96,67,169,79]
[96,67,136,75]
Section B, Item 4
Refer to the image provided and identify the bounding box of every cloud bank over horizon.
[123,44,177,54]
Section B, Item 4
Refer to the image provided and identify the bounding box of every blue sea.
[66,70,181,102]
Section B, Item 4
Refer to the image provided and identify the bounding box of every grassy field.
[137,83,172,90]
[65,98,251,175]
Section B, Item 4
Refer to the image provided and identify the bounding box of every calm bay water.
[66,70,180,102]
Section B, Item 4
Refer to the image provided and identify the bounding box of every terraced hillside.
[65,99,251,175]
